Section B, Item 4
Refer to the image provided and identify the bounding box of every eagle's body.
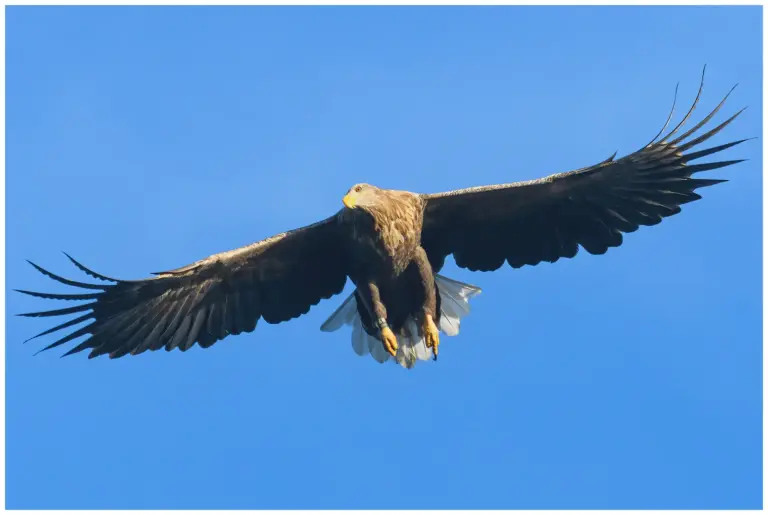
[338,188,444,362]
[18,71,750,368]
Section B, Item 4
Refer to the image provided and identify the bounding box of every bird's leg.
[360,281,398,357]
[414,247,440,360]
[423,313,439,360]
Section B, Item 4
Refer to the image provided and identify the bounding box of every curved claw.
[380,326,398,357]
[424,315,440,360]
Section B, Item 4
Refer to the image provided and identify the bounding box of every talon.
[380,326,398,357]
[424,315,440,360]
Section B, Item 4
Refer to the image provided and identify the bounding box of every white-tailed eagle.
[18,70,749,368]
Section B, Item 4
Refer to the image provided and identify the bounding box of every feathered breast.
[343,190,425,275]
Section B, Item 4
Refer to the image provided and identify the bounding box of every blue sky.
[6,5,762,510]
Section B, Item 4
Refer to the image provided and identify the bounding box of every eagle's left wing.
[420,75,749,273]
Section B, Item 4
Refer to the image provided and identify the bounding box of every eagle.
[18,71,749,369]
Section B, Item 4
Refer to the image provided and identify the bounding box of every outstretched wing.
[420,71,750,273]
[18,215,349,358]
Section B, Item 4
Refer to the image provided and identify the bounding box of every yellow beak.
[342,194,356,209]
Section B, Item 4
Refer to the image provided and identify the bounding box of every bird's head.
[342,183,379,210]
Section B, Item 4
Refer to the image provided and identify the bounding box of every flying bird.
[18,70,749,369]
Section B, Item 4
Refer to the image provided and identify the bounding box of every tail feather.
[435,274,481,337]
[350,316,369,357]
[369,334,390,364]
[320,293,357,333]
[319,274,481,369]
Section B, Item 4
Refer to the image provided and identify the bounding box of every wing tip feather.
[62,251,119,283]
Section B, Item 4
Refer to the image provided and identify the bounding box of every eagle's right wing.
[18,215,350,358]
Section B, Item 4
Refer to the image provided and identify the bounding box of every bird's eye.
[355,186,363,192]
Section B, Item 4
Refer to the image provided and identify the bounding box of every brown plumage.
[18,69,750,368]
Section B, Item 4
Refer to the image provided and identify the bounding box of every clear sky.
[6,5,762,510]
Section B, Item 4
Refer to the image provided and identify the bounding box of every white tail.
[320,274,481,368]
